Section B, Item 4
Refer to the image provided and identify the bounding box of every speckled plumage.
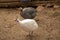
[20,7,37,19]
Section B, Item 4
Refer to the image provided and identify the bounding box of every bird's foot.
[26,31,33,37]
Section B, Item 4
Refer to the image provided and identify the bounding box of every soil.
[0,6,60,40]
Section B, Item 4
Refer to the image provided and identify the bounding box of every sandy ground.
[0,6,60,40]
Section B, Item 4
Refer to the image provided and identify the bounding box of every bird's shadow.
[25,34,40,40]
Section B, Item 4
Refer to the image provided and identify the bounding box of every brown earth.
[0,6,60,40]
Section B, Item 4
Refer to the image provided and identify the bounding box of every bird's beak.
[14,18,20,22]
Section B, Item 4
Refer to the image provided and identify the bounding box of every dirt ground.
[0,6,60,40]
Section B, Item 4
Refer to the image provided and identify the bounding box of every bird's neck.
[19,21,23,23]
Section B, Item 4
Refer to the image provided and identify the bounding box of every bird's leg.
[29,31,33,36]
[26,31,33,37]
[31,31,33,35]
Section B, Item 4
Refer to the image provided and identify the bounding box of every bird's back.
[20,7,36,19]
[19,19,38,32]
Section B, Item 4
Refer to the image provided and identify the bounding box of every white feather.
[17,19,38,32]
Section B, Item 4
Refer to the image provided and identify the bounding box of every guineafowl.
[20,0,31,2]
[16,18,38,35]
[20,7,37,19]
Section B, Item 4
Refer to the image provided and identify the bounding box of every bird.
[20,7,37,19]
[16,18,38,36]
[20,0,31,2]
